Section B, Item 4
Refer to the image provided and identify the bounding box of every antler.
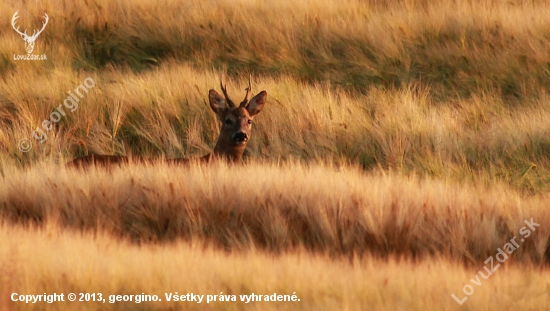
[29,13,49,40]
[11,11,28,39]
[219,75,236,108]
[240,75,252,107]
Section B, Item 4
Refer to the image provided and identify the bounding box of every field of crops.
[1,0,550,310]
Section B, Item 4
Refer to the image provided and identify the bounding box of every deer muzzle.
[233,132,248,144]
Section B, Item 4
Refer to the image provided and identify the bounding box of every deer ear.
[247,91,267,117]
[209,90,227,115]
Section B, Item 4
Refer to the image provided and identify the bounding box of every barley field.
[1,0,550,310]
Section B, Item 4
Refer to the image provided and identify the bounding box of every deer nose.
[233,132,248,143]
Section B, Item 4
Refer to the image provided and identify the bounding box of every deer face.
[209,87,267,147]
[219,107,253,145]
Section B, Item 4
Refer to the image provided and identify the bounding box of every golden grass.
[3,0,550,96]
[1,223,549,311]
[2,0,550,309]
[2,0,550,191]
[1,161,549,264]
[2,62,550,192]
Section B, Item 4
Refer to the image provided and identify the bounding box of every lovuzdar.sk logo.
[11,11,48,60]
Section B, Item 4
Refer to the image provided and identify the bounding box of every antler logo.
[11,11,49,54]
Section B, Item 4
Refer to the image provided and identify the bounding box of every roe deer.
[69,77,267,168]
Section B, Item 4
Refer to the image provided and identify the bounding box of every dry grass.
[2,0,550,309]
[2,0,550,96]
[2,63,550,192]
[2,0,550,191]
[1,161,549,264]
[1,224,549,311]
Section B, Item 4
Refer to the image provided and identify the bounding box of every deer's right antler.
[30,13,49,40]
[240,75,252,107]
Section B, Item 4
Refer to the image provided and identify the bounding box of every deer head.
[208,76,267,162]
[12,11,49,54]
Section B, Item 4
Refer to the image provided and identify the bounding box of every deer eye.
[224,119,233,125]
[247,119,252,124]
